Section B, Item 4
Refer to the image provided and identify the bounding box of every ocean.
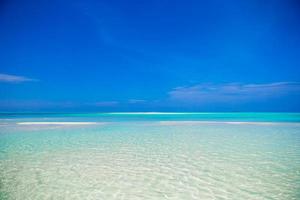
[0,113,300,199]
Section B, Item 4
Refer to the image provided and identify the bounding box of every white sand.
[158,121,293,126]
[17,122,99,125]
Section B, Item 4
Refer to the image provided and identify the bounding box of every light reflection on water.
[0,115,300,199]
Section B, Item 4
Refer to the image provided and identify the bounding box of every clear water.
[0,113,300,199]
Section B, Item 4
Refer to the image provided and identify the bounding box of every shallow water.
[0,113,300,199]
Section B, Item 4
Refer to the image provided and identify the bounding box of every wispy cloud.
[0,73,37,83]
[168,82,300,104]
[0,100,76,109]
[0,100,121,111]
[93,101,119,107]
[128,99,147,104]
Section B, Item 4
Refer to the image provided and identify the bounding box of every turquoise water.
[0,113,300,199]
[1,112,300,122]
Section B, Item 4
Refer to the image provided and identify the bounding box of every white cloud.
[128,99,147,104]
[168,82,300,104]
[0,100,76,109]
[0,73,37,83]
[94,101,119,107]
[0,100,121,110]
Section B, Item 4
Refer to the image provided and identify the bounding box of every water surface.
[0,113,300,199]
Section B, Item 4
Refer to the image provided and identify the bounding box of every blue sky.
[0,0,300,112]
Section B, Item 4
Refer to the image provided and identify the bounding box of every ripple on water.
[0,122,300,200]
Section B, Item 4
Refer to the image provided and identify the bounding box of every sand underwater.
[0,112,300,200]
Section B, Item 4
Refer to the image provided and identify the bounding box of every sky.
[0,0,300,112]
